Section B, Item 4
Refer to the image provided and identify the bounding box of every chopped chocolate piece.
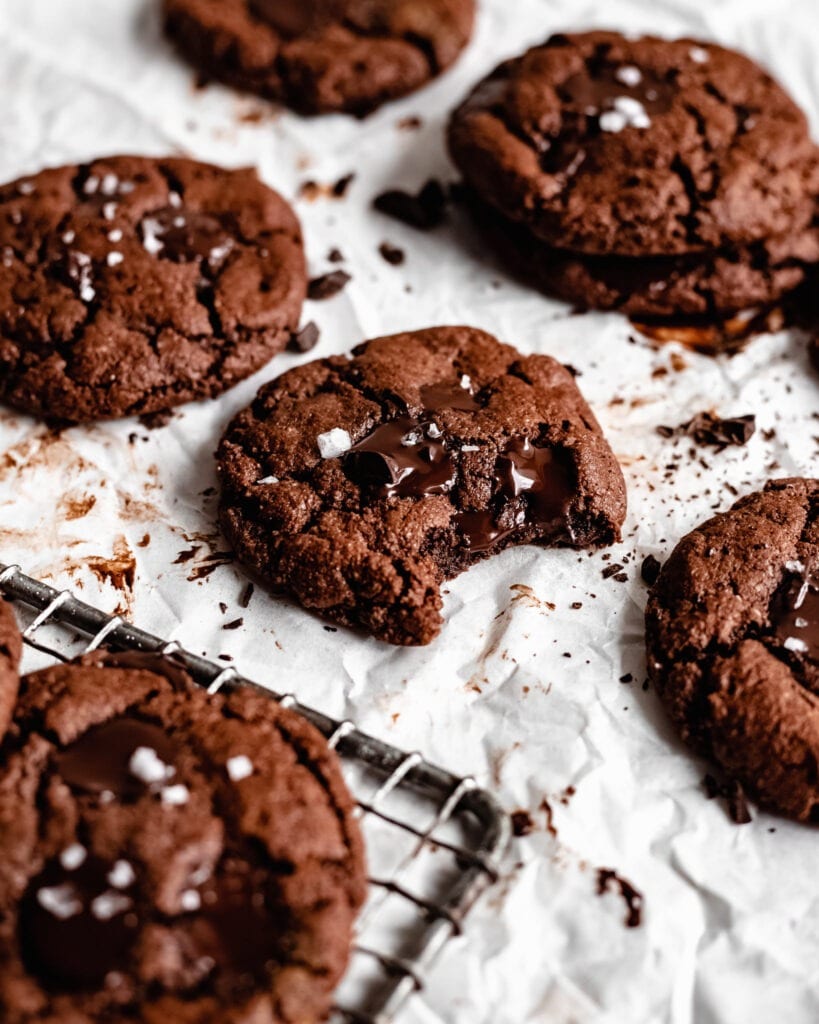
[308,270,351,301]
[640,554,662,585]
[378,242,405,266]
[289,321,321,353]
[373,180,448,230]
[659,411,756,449]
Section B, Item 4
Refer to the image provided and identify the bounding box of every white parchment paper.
[0,1,817,1021]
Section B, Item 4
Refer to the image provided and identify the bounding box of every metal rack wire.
[0,563,511,1023]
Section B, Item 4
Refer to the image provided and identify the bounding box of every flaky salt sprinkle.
[37,883,82,920]
[129,745,174,784]
[690,46,709,63]
[317,428,352,459]
[161,784,190,806]
[60,843,87,871]
[784,637,809,654]
[107,860,136,889]
[181,889,202,911]
[91,891,132,921]
[107,251,124,267]
[226,754,254,781]
[256,475,279,485]
[615,65,642,87]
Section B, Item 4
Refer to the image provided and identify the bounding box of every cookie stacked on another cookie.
[0,156,306,423]
[218,325,627,645]
[448,31,819,321]
[164,0,476,116]
[646,479,819,822]
[0,644,366,1022]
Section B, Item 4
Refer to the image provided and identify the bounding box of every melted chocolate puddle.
[631,307,784,356]
[344,378,575,551]
[139,207,234,270]
[21,853,140,989]
[56,716,179,798]
[768,570,819,692]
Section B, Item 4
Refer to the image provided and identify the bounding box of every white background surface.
[0,1,817,1022]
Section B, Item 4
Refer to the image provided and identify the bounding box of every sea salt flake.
[615,65,642,87]
[317,428,352,459]
[107,251,124,267]
[426,422,442,439]
[83,175,100,194]
[103,202,117,221]
[38,883,83,920]
[62,230,76,244]
[226,755,254,781]
[461,444,480,453]
[256,475,279,484]
[107,860,136,889]
[161,784,190,806]
[460,374,472,390]
[101,173,119,196]
[168,191,182,207]
[108,228,123,242]
[690,46,709,64]
[91,891,132,921]
[180,889,202,911]
[60,844,87,871]
[784,637,809,654]
[17,181,35,195]
[129,746,174,784]
[795,617,809,629]
[600,110,628,133]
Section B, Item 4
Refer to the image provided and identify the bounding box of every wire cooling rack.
[0,563,510,1023]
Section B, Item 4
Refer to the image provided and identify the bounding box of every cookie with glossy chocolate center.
[448,31,819,257]
[646,479,819,822]
[0,651,365,1022]
[163,0,475,116]
[217,326,627,645]
[0,156,306,423]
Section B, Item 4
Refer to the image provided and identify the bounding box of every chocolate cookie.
[0,652,366,1021]
[448,31,819,257]
[163,0,475,116]
[0,600,22,742]
[217,326,627,645]
[465,191,819,318]
[646,479,819,822]
[0,156,306,423]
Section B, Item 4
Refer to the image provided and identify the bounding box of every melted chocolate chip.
[770,572,819,667]
[345,416,457,499]
[187,862,286,987]
[496,439,574,532]
[560,64,675,117]
[20,853,139,989]
[139,208,233,268]
[56,717,179,798]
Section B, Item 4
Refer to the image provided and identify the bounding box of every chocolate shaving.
[658,411,756,450]
[596,869,644,928]
[373,179,448,229]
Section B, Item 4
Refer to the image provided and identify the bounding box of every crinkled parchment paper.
[0,1,817,1021]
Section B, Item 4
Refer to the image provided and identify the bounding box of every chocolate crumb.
[238,582,255,609]
[332,173,355,198]
[703,774,753,824]
[327,248,344,263]
[511,810,534,837]
[139,409,174,430]
[288,321,320,353]
[397,115,423,130]
[641,554,662,586]
[596,869,643,928]
[308,271,351,301]
[378,242,405,266]
[223,618,244,631]
[602,564,624,580]
[373,179,448,229]
[620,673,633,684]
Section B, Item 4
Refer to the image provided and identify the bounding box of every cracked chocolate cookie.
[0,651,366,1022]
[163,0,475,116]
[0,155,306,423]
[217,326,627,645]
[646,479,819,822]
[448,31,819,257]
[464,191,819,318]
[0,599,21,742]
